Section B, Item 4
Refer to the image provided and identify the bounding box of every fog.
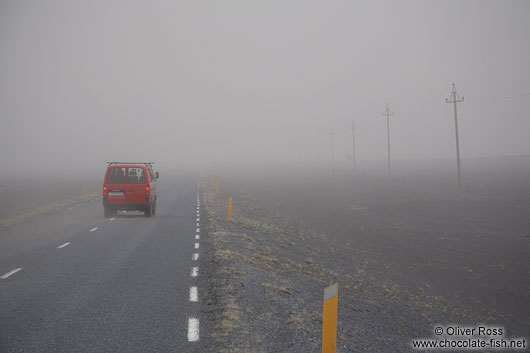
[1,1,529,174]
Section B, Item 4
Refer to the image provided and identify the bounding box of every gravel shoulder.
[197,170,530,352]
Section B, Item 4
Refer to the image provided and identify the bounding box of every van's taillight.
[146,186,150,191]
[103,186,108,191]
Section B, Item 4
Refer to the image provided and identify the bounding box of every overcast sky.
[1,0,529,172]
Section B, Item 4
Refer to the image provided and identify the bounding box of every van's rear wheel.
[144,205,152,217]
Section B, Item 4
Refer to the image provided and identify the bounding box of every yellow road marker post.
[322,282,338,353]
[84,184,88,196]
[227,198,232,221]
[216,183,219,196]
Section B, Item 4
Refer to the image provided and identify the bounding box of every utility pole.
[348,120,358,174]
[446,83,464,189]
[329,129,335,176]
[382,103,394,177]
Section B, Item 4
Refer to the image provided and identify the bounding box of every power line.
[459,78,530,90]
[472,91,530,102]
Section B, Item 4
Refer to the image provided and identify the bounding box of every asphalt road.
[0,171,206,353]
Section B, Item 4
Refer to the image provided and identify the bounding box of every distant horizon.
[1,1,530,170]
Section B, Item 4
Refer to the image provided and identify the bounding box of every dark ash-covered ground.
[198,161,530,352]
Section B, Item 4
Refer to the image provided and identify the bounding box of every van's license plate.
[108,191,124,196]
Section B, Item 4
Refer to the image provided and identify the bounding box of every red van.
[102,162,159,217]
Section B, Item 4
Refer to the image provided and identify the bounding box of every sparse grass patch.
[261,281,292,296]
[238,217,280,235]
[231,233,254,242]
[284,313,303,325]
[214,249,242,261]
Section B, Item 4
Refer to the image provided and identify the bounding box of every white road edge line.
[194,243,199,249]
[192,253,199,261]
[1,267,23,279]
[191,267,199,277]
[57,242,71,249]
[190,286,198,302]
[89,227,98,232]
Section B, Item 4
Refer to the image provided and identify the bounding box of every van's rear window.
[127,168,146,184]
[108,167,126,184]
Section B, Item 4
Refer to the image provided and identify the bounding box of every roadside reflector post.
[322,283,338,353]
[227,198,232,221]
[216,183,219,196]
[84,184,88,195]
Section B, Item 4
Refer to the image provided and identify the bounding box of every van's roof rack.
[107,162,154,165]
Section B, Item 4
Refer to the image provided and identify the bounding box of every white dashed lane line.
[189,286,198,302]
[3,221,105,280]
[188,318,200,342]
[191,267,198,277]
[109,217,115,221]
[188,189,201,343]
[1,267,23,279]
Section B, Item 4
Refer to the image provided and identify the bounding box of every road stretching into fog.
[0,172,206,353]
